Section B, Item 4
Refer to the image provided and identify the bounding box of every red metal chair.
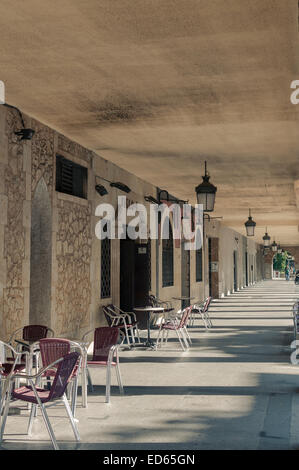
[0,352,80,450]
[156,306,192,351]
[82,326,123,403]
[35,338,83,417]
[192,297,213,329]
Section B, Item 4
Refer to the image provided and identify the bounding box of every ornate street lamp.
[195,161,217,212]
[244,209,256,237]
[277,243,282,254]
[271,240,278,252]
[262,228,271,247]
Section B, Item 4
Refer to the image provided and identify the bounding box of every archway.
[29,178,52,326]
[272,250,295,280]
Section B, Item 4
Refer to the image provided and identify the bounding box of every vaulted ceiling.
[1,0,299,244]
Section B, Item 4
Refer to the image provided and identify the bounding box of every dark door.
[208,238,212,297]
[233,250,238,291]
[134,243,150,307]
[245,251,248,286]
[181,243,190,309]
[120,238,135,312]
[120,239,151,329]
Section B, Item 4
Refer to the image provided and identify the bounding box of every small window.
[56,155,87,199]
[196,248,203,282]
[101,236,111,299]
[162,218,174,287]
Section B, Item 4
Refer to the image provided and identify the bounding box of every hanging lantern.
[262,228,271,247]
[195,161,217,212]
[277,243,282,254]
[272,240,278,252]
[244,209,256,237]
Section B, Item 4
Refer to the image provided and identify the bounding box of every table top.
[133,306,164,313]
[172,296,195,301]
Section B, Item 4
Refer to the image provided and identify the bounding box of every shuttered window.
[56,155,87,199]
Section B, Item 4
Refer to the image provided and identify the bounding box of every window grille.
[101,237,111,298]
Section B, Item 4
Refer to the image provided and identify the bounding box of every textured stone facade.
[2,110,26,338]
[55,198,92,336]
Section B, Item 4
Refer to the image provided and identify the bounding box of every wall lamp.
[96,175,131,194]
[2,103,35,140]
[157,189,188,205]
[144,195,159,205]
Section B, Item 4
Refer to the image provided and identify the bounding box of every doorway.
[181,242,190,309]
[120,238,151,326]
[233,250,238,291]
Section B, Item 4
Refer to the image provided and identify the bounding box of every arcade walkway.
[2,280,299,450]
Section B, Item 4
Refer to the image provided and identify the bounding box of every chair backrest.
[179,307,191,328]
[39,338,71,368]
[103,305,117,326]
[48,352,80,401]
[203,297,212,312]
[23,325,50,342]
[92,327,119,361]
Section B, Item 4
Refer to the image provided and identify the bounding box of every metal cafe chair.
[156,306,192,351]
[192,297,213,330]
[112,305,141,344]
[0,352,80,450]
[0,341,29,415]
[82,326,124,403]
[31,338,83,417]
[103,305,139,346]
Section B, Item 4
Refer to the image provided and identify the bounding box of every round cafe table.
[172,296,195,309]
[133,307,164,349]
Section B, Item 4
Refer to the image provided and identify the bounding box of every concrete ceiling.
[1,0,299,244]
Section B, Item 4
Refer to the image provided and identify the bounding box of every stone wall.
[1,109,28,339]
[55,198,92,336]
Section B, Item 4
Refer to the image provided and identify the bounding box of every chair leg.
[124,325,130,347]
[180,329,189,349]
[115,363,124,395]
[62,394,80,442]
[71,377,79,418]
[86,367,93,393]
[130,326,136,345]
[105,364,111,404]
[184,327,192,345]
[38,401,59,450]
[27,404,37,435]
[0,387,11,442]
[175,329,185,351]
[135,326,141,343]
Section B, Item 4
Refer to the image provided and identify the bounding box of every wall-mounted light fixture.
[96,175,131,194]
[158,189,188,205]
[244,209,256,237]
[195,161,217,212]
[144,195,159,205]
[3,103,35,140]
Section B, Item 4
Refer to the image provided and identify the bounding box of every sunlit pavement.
[2,280,299,450]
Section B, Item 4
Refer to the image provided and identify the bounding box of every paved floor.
[1,279,299,450]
